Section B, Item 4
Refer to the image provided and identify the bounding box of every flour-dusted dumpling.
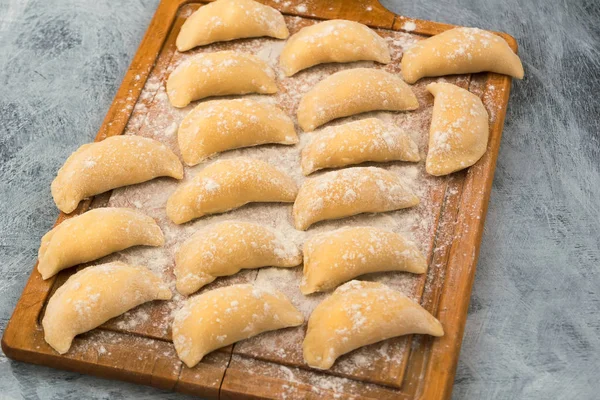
[301,227,426,294]
[303,280,443,369]
[176,0,289,52]
[166,51,278,108]
[293,167,419,230]
[52,136,183,214]
[426,82,489,176]
[42,262,172,354]
[167,157,297,224]
[175,221,302,295]
[38,208,164,280]
[279,20,390,76]
[178,99,297,166]
[173,284,303,367]
[401,27,524,84]
[301,118,420,175]
[297,68,419,131]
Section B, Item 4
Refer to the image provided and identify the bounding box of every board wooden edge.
[1,1,522,399]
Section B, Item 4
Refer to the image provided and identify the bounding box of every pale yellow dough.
[166,51,278,108]
[38,208,164,280]
[167,157,297,224]
[301,227,427,294]
[176,0,289,52]
[175,221,302,295]
[293,166,419,230]
[178,99,297,166]
[42,262,172,354]
[51,136,183,214]
[279,19,390,76]
[300,118,420,175]
[172,284,303,367]
[297,68,419,131]
[401,27,524,84]
[426,82,489,176]
[303,280,443,369]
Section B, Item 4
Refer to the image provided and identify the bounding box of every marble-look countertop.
[1,0,598,399]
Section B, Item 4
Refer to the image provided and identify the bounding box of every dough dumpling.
[297,68,419,131]
[52,136,183,214]
[176,0,289,52]
[301,118,420,175]
[426,82,489,176]
[301,227,426,294]
[166,51,278,108]
[303,280,443,369]
[167,157,297,224]
[38,208,164,280]
[42,262,172,354]
[175,221,302,295]
[401,27,524,84]
[178,99,297,166]
[279,20,390,76]
[173,284,303,367]
[293,167,419,230]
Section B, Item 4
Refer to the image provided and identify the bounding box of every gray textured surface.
[1,0,598,398]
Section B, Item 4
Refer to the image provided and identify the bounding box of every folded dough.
[280,19,390,76]
[401,27,524,84]
[172,284,303,367]
[51,135,183,214]
[426,82,489,176]
[42,261,172,354]
[303,280,443,369]
[297,68,419,131]
[176,0,289,52]
[38,208,164,280]
[175,221,302,295]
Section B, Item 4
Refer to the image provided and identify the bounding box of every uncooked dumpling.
[297,68,419,131]
[301,227,426,294]
[175,221,302,295]
[301,118,420,175]
[426,82,489,176]
[178,99,297,166]
[38,208,164,280]
[166,51,278,108]
[401,27,524,84]
[293,166,419,230]
[42,262,172,354]
[303,280,443,369]
[172,284,303,367]
[279,20,390,76]
[176,0,289,52]
[51,135,183,214]
[167,157,297,224]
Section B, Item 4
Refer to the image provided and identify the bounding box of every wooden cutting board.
[1,1,519,399]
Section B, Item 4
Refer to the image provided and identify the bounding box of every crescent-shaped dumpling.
[166,51,278,108]
[42,262,172,354]
[178,99,298,166]
[172,284,303,367]
[175,221,302,295]
[38,208,164,280]
[426,82,489,176]
[401,27,524,84]
[293,167,419,230]
[167,157,297,224]
[303,280,443,369]
[301,227,427,294]
[279,20,390,76]
[300,118,420,175]
[51,136,184,214]
[297,68,419,131]
[176,0,289,52]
